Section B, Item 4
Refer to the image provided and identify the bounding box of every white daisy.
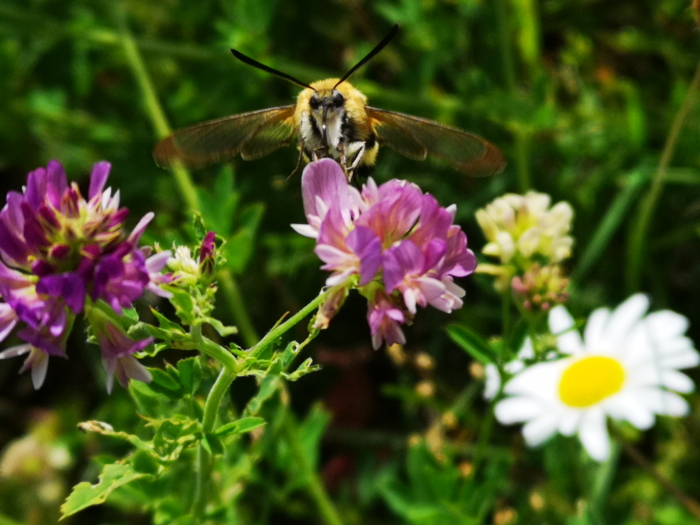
[494,294,699,461]
[483,338,534,400]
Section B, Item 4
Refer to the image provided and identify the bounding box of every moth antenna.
[334,24,399,88]
[231,49,315,90]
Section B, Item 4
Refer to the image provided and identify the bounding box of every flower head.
[0,161,170,388]
[476,192,573,294]
[294,159,476,347]
[494,295,699,461]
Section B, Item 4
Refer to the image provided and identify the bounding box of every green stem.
[627,61,700,292]
[472,403,496,477]
[501,291,511,344]
[514,130,532,192]
[249,283,341,355]
[282,413,344,525]
[115,4,200,212]
[218,269,260,348]
[191,325,238,518]
[495,0,532,191]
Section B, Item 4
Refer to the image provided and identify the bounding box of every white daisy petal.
[660,370,695,393]
[495,397,546,424]
[578,408,610,462]
[603,294,649,346]
[638,389,689,417]
[549,307,583,354]
[503,361,561,399]
[605,394,655,430]
[645,311,689,340]
[558,411,582,436]
[584,308,609,350]
[522,415,559,446]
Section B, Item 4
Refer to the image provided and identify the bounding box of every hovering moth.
[153,24,506,180]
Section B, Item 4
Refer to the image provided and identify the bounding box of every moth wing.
[368,107,506,176]
[153,106,296,169]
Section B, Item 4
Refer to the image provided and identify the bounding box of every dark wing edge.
[153,106,296,169]
[367,107,506,177]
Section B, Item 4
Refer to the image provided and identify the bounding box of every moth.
[153,24,506,180]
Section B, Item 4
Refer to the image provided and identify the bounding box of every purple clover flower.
[293,159,477,349]
[95,322,154,395]
[0,161,170,389]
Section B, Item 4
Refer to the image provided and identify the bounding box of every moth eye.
[309,95,320,110]
[332,92,345,108]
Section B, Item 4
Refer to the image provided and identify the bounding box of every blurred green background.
[1,0,700,523]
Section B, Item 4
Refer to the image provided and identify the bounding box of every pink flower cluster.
[293,159,477,349]
[0,161,171,390]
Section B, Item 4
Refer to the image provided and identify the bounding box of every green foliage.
[2,0,700,524]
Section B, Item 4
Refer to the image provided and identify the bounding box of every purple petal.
[17,327,66,357]
[0,223,28,267]
[146,250,171,273]
[24,167,47,209]
[423,239,447,273]
[0,303,18,342]
[301,159,349,222]
[408,194,452,248]
[128,212,154,245]
[45,160,68,208]
[36,273,86,314]
[383,241,424,293]
[89,161,111,199]
[346,226,382,285]
[4,192,25,233]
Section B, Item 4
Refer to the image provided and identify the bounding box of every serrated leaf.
[148,368,181,392]
[201,317,238,337]
[283,358,321,381]
[177,357,202,395]
[245,376,281,415]
[446,325,495,364]
[151,308,187,334]
[60,463,149,518]
[214,417,266,438]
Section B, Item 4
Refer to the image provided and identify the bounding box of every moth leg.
[287,146,306,181]
[345,142,366,182]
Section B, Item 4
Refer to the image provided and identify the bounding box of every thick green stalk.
[282,414,344,525]
[115,5,199,212]
[626,61,700,292]
[191,325,238,518]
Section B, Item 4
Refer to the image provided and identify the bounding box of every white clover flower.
[475,191,574,265]
[495,294,699,462]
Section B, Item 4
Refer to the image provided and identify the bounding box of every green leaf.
[201,316,238,337]
[148,368,182,392]
[226,203,265,273]
[283,357,321,381]
[572,168,646,284]
[142,368,183,400]
[151,308,187,335]
[61,463,150,518]
[245,376,281,415]
[167,288,197,325]
[446,325,495,364]
[201,433,224,456]
[177,357,202,396]
[214,417,266,438]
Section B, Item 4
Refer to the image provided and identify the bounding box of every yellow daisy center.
[558,356,625,408]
